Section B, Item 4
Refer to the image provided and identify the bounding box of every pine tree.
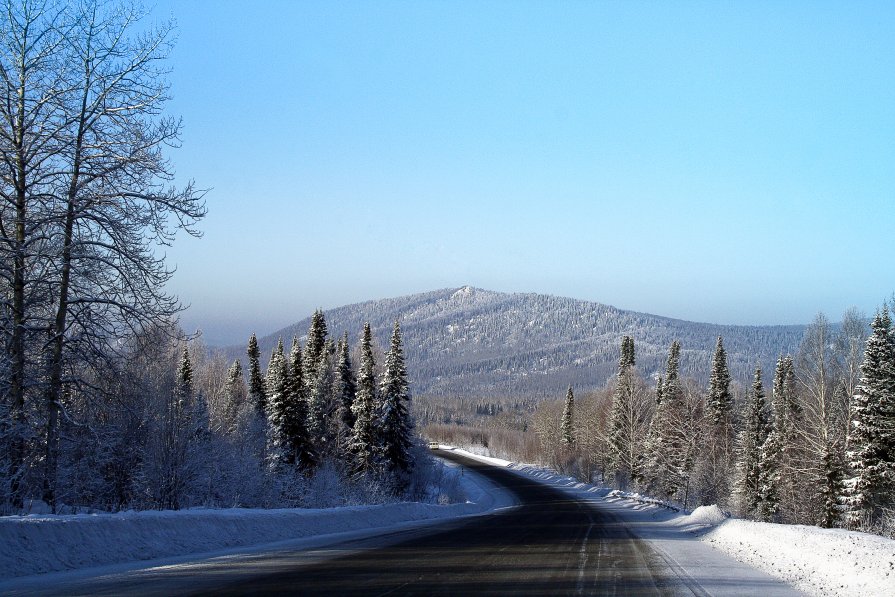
[246,333,267,414]
[756,429,782,522]
[820,439,845,528]
[378,320,414,484]
[698,336,735,507]
[350,323,378,476]
[561,386,575,446]
[287,337,314,470]
[768,355,801,521]
[843,306,895,526]
[223,359,247,435]
[707,337,733,429]
[303,310,328,390]
[644,341,692,501]
[736,366,771,518]
[264,346,291,471]
[307,350,332,446]
[336,332,358,437]
[607,336,646,488]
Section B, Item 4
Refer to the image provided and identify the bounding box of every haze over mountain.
[226,287,806,399]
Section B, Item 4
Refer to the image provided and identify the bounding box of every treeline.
[531,305,894,537]
[2,305,426,513]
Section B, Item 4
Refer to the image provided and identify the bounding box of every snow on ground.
[0,461,516,580]
[446,446,895,597]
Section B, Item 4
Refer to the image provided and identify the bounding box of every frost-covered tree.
[698,336,734,506]
[303,310,328,390]
[736,367,770,518]
[644,341,693,501]
[223,360,247,435]
[287,338,314,470]
[246,333,267,414]
[349,323,378,476]
[707,337,733,431]
[843,307,895,527]
[335,333,358,443]
[378,320,414,485]
[264,346,291,471]
[766,355,802,521]
[561,386,575,446]
[606,336,649,488]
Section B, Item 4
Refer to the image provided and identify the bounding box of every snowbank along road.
[2,451,804,596]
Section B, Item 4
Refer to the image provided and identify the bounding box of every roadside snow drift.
[0,461,514,579]
[449,447,895,597]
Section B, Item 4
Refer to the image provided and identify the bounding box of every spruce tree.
[336,332,358,435]
[843,306,895,526]
[378,320,414,483]
[246,333,267,414]
[561,386,575,446]
[223,359,247,435]
[737,366,771,518]
[769,354,800,521]
[756,429,782,522]
[607,336,643,487]
[350,323,378,476]
[303,310,328,390]
[287,337,314,469]
[307,350,332,447]
[645,341,691,501]
[707,336,733,429]
[264,346,291,471]
[701,336,734,506]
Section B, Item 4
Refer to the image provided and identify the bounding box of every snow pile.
[447,446,895,597]
[703,518,895,596]
[0,463,514,580]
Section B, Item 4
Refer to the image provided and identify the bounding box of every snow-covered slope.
[232,286,804,398]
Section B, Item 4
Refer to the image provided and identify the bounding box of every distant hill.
[225,287,806,399]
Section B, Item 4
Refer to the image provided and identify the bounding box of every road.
[5,451,803,596]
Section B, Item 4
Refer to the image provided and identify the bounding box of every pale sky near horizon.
[152,1,895,346]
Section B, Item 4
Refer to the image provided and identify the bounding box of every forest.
[423,305,895,539]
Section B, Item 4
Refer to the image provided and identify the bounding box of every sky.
[150,1,895,346]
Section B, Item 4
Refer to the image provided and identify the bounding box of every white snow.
[0,460,516,581]
[445,447,895,597]
[3,445,892,597]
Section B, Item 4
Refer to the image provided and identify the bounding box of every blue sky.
[153,1,895,345]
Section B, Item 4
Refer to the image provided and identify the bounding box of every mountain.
[227,287,806,398]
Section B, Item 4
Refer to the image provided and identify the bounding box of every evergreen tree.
[756,429,782,522]
[607,336,645,488]
[350,323,378,476]
[707,337,733,428]
[336,332,358,436]
[820,439,845,528]
[246,333,267,414]
[378,320,414,484]
[264,346,291,471]
[644,341,692,501]
[736,366,771,518]
[699,336,734,507]
[307,350,332,447]
[223,359,247,435]
[843,306,895,526]
[287,338,314,469]
[303,310,328,390]
[561,386,575,446]
[769,354,801,521]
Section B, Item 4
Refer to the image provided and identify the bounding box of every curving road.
[197,451,685,596]
[7,451,803,596]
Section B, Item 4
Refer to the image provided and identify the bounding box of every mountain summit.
[242,287,804,398]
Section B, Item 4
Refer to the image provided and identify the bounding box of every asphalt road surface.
[195,451,691,596]
[7,451,803,596]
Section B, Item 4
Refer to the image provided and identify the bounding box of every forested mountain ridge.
[234,287,805,398]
